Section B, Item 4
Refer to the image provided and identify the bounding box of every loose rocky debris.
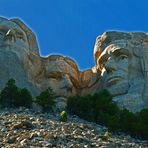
[0,108,147,148]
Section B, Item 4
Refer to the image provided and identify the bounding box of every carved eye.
[15,30,26,42]
[17,35,25,41]
[119,54,128,60]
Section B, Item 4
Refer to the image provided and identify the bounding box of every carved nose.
[61,74,73,92]
[64,75,73,87]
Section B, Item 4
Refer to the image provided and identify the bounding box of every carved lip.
[106,76,123,85]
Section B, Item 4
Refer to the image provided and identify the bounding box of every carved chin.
[106,81,129,97]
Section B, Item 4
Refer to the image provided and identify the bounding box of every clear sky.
[0,0,148,70]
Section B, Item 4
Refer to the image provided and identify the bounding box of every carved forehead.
[46,55,79,71]
[94,31,148,64]
[45,55,79,81]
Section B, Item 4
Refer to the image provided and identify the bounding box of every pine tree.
[36,87,55,112]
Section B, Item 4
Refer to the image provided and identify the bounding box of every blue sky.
[0,0,148,70]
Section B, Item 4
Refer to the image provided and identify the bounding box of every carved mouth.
[106,76,123,86]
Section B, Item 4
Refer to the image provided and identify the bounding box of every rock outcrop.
[0,17,148,112]
[79,66,100,96]
[0,17,39,96]
[94,31,148,112]
[0,17,99,110]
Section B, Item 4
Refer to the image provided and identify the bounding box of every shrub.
[118,108,148,140]
[67,89,148,140]
[36,87,55,112]
[67,89,120,125]
[119,109,137,133]
[133,109,148,139]
[14,88,33,108]
[67,94,94,121]
[92,90,120,125]
[0,79,33,108]
[0,79,19,107]
[59,111,67,122]
[0,79,19,108]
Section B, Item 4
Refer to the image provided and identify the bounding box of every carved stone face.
[44,56,78,98]
[43,56,79,110]
[97,44,129,96]
[0,19,29,49]
[0,18,40,96]
[47,73,76,98]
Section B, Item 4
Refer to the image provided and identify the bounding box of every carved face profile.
[97,43,129,96]
[94,32,148,112]
[44,55,79,98]
[43,55,80,109]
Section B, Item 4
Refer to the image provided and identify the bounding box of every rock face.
[0,17,148,112]
[0,17,39,96]
[94,31,148,112]
[0,17,100,110]
[79,66,100,96]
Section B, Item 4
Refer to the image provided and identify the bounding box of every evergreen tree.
[14,88,33,108]
[0,79,19,108]
[0,79,33,108]
[36,87,55,112]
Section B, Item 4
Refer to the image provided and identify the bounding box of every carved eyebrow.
[48,72,63,78]
[112,48,129,56]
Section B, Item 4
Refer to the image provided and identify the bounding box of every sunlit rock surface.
[94,31,148,112]
[0,17,39,96]
[0,17,99,110]
[0,17,148,112]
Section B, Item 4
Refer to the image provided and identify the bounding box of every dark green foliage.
[136,109,148,139]
[67,89,148,140]
[59,111,68,122]
[0,79,33,108]
[92,90,120,127]
[67,94,94,121]
[36,87,55,112]
[67,89,120,128]
[119,109,137,133]
[119,108,148,140]
[14,88,33,108]
[0,79,19,108]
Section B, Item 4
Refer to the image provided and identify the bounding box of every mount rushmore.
[0,17,148,112]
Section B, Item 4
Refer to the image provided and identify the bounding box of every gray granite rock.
[94,31,148,112]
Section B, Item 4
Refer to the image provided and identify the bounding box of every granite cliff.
[94,31,148,112]
[0,17,100,110]
[0,17,148,112]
